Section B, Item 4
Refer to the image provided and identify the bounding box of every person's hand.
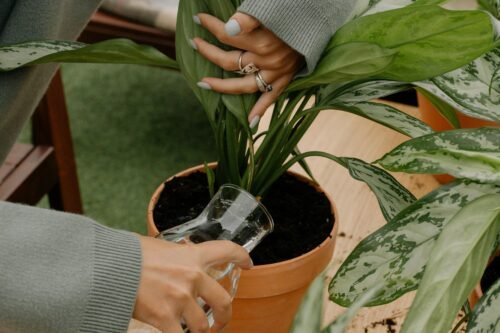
[133,236,253,333]
[191,12,305,127]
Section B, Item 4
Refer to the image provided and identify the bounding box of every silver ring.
[236,51,259,75]
[255,71,273,93]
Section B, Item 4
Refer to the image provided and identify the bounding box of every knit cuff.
[80,225,142,333]
[238,0,333,75]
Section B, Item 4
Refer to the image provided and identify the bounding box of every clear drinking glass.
[156,184,274,332]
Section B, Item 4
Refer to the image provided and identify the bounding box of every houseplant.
[1,0,499,332]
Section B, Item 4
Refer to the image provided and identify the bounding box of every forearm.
[0,202,141,333]
[238,0,355,74]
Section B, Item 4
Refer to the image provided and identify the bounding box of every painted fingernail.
[197,82,212,90]
[193,15,201,25]
[225,19,241,36]
[249,116,260,129]
[188,38,197,50]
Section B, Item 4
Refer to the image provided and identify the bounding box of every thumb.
[225,12,261,36]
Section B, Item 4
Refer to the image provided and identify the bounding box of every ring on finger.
[255,71,273,93]
[236,51,259,75]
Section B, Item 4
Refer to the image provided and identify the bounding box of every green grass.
[56,63,215,234]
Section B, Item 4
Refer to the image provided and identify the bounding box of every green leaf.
[401,194,500,333]
[376,128,500,185]
[480,0,500,19]
[322,285,384,333]
[414,48,500,122]
[0,39,178,71]
[344,158,416,222]
[334,6,495,82]
[467,277,500,332]
[330,101,434,138]
[347,0,449,21]
[329,180,500,307]
[416,87,460,129]
[204,162,215,198]
[290,273,325,333]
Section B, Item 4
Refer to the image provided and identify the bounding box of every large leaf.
[480,0,500,19]
[336,6,495,82]
[347,0,448,21]
[467,277,500,333]
[414,48,500,122]
[0,39,178,71]
[329,180,500,307]
[322,285,384,333]
[401,194,500,333]
[376,128,500,185]
[329,101,434,138]
[344,158,416,222]
[290,273,325,333]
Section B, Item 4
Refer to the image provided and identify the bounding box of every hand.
[133,236,253,333]
[191,12,305,126]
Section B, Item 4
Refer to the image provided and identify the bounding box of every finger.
[183,298,210,333]
[200,70,281,94]
[196,273,233,331]
[195,240,252,269]
[225,12,260,36]
[248,73,294,124]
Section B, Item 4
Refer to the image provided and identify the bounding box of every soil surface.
[481,255,499,293]
[153,171,334,265]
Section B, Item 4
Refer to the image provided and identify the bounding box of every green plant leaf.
[401,194,500,333]
[322,285,384,333]
[344,158,416,222]
[330,101,434,138]
[329,180,500,307]
[480,0,500,19]
[376,128,500,185]
[467,277,500,332]
[334,6,495,82]
[176,0,221,123]
[414,48,500,122]
[416,87,460,129]
[290,273,325,333]
[347,0,449,21]
[0,39,178,71]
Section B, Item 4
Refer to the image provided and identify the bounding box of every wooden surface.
[128,101,440,332]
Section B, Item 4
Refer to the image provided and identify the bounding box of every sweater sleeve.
[0,202,142,333]
[238,0,355,74]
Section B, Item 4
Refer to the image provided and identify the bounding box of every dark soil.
[481,255,499,293]
[153,171,334,265]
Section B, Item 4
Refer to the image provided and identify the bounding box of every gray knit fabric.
[238,0,355,74]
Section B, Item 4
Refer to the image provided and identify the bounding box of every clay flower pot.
[147,164,338,333]
[417,92,500,184]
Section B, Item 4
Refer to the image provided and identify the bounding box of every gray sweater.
[0,0,354,332]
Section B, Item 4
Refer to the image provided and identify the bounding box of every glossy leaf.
[377,128,500,185]
[0,39,178,71]
[330,101,434,138]
[414,48,500,122]
[329,180,500,307]
[322,285,384,333]
[344,158,416,222]
[290,273,325,333]
[401,194,500,333]
[467,277,500,333]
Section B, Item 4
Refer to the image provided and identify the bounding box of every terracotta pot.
[147,164,338,333]
[417,92,500,184]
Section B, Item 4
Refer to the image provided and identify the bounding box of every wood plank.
[0,143,34,184]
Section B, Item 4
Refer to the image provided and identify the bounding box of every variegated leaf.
[414,48,500,122]
[322,285,383,333]
[376,128,500,185]
[344,158,416,222]
[401,194,500,333]
[0,39,178,71]
[331,102,433,138]
[467,277,500,333]
[480,0,500,19]
[321,80,412,105]
[329,180,500,307]
[290,273,325,333]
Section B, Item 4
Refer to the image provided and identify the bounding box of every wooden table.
[128,101,440,332]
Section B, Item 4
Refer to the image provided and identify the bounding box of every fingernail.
[225,19,241,36]
[197,82,212,90]
[249,116,260,129]
[193,15,201,25]
[188,38,197,50]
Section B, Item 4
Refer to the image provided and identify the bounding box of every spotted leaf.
[467,277,500,333]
